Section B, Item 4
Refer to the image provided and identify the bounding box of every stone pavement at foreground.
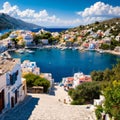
[0,86,96,120]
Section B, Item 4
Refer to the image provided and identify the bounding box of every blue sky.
[0,0,120,27]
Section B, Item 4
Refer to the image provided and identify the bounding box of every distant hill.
[0,13,42,30]
[68,18,120,32]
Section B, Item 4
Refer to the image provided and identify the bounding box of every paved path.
[0,86,96,120]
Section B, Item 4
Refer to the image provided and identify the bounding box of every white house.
[0,56,26,114]
[73,72,92,88]
[23,33,33,46]
[21,60,40,75]
[0,42,7,53]
[115,34,120,42]
[41,39,48,45]
[9,33,17,39]
[114,46,120,52]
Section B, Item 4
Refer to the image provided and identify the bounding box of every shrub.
[24,73,50,93]
[95,105,103,120]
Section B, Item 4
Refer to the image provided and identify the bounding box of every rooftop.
[0,56,20,76]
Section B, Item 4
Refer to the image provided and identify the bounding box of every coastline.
[7,45,120,56]
[104,50,120,56]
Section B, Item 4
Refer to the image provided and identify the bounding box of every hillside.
[58,18,120,51]
[67,18,120,32]
[0,13,42,30]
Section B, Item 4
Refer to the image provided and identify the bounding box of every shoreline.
[6,45,120,56]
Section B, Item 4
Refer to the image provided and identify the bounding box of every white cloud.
[0,1,119,27]
[0,1,83,27]
[77,1,120,17]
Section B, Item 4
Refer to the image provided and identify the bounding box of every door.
[11,97,14,108]
[0,89,4,113]
[15,90,17,104]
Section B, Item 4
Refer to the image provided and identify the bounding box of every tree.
[69,82,101,105]
[91,71,104,81]
[11,38,19,48]
[48,37,56,45]
[95,105,103,120]
[104,81,120,119]
[24,73,50,93]
[0,31,11,40]
[112,60,120,81]
[33,35,40,45]
[103,68,113,81]
[100,43,110,50]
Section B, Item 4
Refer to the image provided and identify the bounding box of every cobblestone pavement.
[0,86,96,120]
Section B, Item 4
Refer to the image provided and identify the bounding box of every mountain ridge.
[0,13,42,30]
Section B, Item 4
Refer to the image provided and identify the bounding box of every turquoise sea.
[9,48,120,82]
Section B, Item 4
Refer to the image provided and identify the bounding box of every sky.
[0,0,120,28]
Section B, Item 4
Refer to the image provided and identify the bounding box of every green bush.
[69,82,101,105]
[95,105,103,120]
[24,73,50,93]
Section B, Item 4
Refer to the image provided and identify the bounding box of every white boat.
[72,47,78,50]
[99,50,104,54]
[26,49,34,53]
[16,49,25,54]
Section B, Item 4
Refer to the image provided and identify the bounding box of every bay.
[9,48,120,82]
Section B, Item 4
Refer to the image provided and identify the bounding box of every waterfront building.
[0,39,10,53]
[0,42,7,53]
[23,33,33,46]
[21,60,40,75]
[88,43,95,49]
[9,33,17,39]
[114,46,120,52]
[0,56,27,113]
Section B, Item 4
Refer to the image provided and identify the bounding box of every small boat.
[61,47,67,50]
[99,50,104,54]
[16,49,25,54]
[26,49,34,53]
[72,47,78,50]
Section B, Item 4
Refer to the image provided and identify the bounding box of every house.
[73,72,92,88]
[51,32,59,37]
[41,39,48,45]
[115,33,120,42]
[9,33,17,39]
[21,60,40,75]
[0,39,10,53]
[62,77,74,90]
[0,42,7,53]
[23,33,33,46]
[88,43,96,49]
[104,29,110,36]
[0,55,26,113]
[114,46,120,52]
[62,72,92,89]
[103,37,111,44]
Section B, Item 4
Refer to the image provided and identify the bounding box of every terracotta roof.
[79,76,92,82]
[67,77,74,81]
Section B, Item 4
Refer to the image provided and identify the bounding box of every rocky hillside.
[0,13,42,30]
